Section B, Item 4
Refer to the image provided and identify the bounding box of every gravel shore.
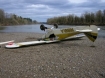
[0,33,105,78]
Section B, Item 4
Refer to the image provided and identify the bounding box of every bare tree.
[0,9,5,25]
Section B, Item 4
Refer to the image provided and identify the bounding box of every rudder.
[84,25,98,42]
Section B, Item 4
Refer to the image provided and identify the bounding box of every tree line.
[47,10,105,26]
[0,9,37,26]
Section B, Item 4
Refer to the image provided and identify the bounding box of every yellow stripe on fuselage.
[56,32,80,40]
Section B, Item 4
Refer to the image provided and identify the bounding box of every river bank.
[0,33,105,78]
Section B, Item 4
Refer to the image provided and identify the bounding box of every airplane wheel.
[40,24,48,31]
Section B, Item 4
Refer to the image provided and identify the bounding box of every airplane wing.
[0,40,14,45]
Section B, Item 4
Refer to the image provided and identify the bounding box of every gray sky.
[0,0,105,22]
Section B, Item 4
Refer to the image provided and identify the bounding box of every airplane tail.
[84,25,98,42]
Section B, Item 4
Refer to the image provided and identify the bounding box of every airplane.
[4,24,100,48]
[40,24,99,42]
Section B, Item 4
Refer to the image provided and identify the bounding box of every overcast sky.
[0,0,105,22]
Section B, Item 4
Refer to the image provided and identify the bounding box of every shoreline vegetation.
[0,9,37,26]
[47,9,105,26]
[0,8,105,26]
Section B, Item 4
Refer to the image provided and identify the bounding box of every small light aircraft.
[40,24,99,42]
[4,24,100,48]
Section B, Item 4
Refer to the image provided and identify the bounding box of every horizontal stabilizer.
[76,29,92,32]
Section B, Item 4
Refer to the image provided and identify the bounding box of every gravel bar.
[0,32,105,78]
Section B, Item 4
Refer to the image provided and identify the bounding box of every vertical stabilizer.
[84,25,98,42]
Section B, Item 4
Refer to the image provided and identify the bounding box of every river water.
[0,24,105,38]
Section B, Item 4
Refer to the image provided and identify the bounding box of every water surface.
[0,24,105,38]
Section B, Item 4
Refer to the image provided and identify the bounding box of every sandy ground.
[0,32,105,78]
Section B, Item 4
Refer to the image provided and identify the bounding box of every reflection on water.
[0,24,105,38]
